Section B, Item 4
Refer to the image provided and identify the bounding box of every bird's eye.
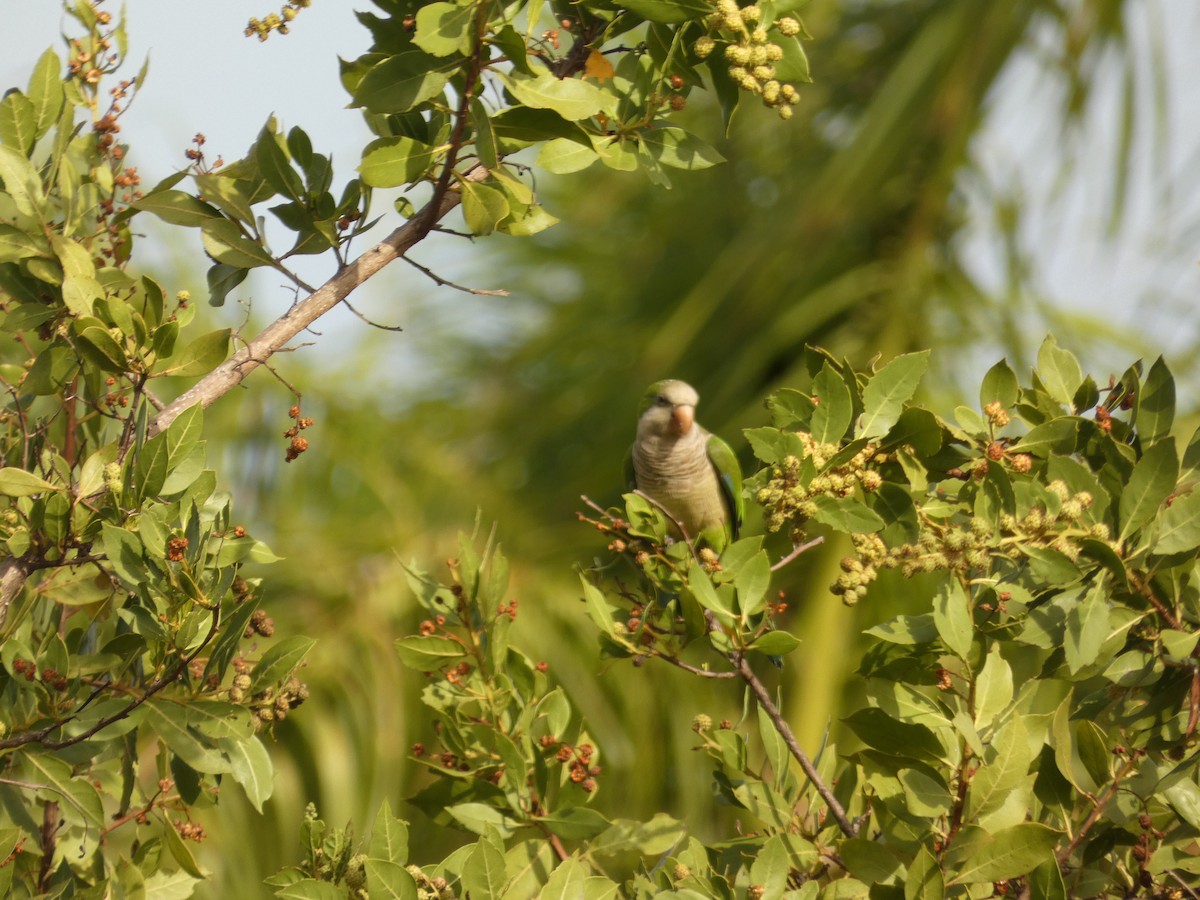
[655,395,670,406]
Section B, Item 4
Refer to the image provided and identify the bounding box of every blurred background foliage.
[165,0,1198,893]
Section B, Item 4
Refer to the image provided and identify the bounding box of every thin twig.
[731,650,858,838]
[1054,756,1139,865]
[402,255,510,296]
[1128,571,1181,629]
[655,654,739,679]
[342,296,405,332]
[633,489,704,567]
[38,801,59,893]
[1166,870,1200,899]
[771,537,825,572]
[0,605,222,751]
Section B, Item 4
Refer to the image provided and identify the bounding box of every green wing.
[706,433,744,539]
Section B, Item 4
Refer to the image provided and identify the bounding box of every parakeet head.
[637,379,701,438]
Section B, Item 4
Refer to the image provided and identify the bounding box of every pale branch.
[0,555,31,631]
[147,166,489,438]
[655,653,739,679]
[732,651,858,838]
[771,536,825,571]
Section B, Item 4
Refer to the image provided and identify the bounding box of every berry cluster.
[244,1,311,41]
[835,480,1112,605]
[284,404,315,462]
[755,436,887,533]
[693,0,806,119]
[403,865,454,900]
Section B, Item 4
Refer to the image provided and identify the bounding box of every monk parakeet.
[625,379,743,548]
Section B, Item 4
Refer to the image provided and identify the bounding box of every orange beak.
[671,404,695,435]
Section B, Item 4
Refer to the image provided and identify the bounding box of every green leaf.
[540,858,589,898]
[498,202,559,237]
[249,635,317,693]
[749,834,792,896]
[165,403,204,464]
[194,174,259,224]
[220,736,274,813]
[460,181,509,236]
[132,190,222,227]
[414,1,475,57]
[589,813,686,857]
[750,630,801,656]
[206,261,249,307]
[733,549,771,617]
[612,0,712,22]
[274,880,348,900]
[945,823,1061,884]
[858,350,930,437]
[0,467,60,497]
[905,846,945,900]
[842,707,945,763]
[369,800,410,865]
[1119,437,1177,541]
[0,91,36,155]
[973,645,1013,727]
[27,48,65,138]
[1063,582,1111,675]
[1026,856,1067,900]
[840,838,902,884]
[537,137,598,174]
[364,860,419,900]
[101,523,148,587]
[1036,335,1083,409]
[686,561,736,625]
[0,144,46,216]
[0,223,45,262]
[52,233,102,315]
[135,432,169,499]
[359,136,439,187]
[539,806,611,840]
[966,718,1031,828]
[143,702,231,775]
[1013,419,1079,457]
[254,123,305,201]
[980,359,1020,410]
[1137,356,1174,443]
[1163,777,1200,830]
[932,577,972,659]
[811,494,886,534]
[16,751,105,830]
[201,219,276,269]
[1154,488,1200,554]
[355,52,456,114]
[160,328,231,377]
[470,98,498,169]
[498,71,618,122]
[866,613,938,645]
[76,325,129,372]
[395,635,466,670]
[640,127,724,170]
[810,363,853,443]
[899,768,951,817]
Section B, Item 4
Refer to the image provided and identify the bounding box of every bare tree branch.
[147,166,489,437]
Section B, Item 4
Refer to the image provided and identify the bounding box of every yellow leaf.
[584,50,615,84]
